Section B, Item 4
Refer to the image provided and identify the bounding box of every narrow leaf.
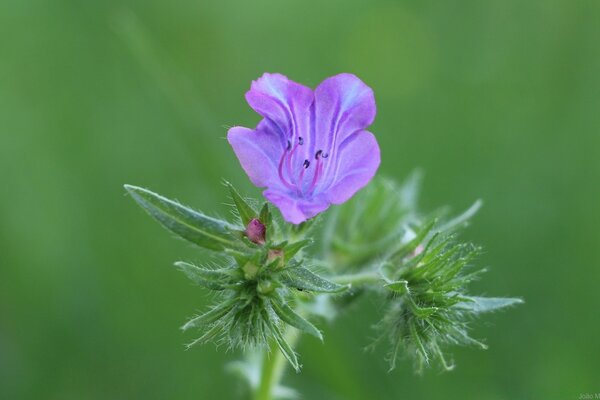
[174,261,230,290]
[385,280,410,295]
[437,200,483,233]
[409,319,429,365]
[264,309,300,372]
[393,219,436,260]
[225,181,256,226]
[181,297,237,331]
[259,203,271,226]
[125,185,242,251]
[271,301,323,341]
[282,267,349,293]
[284,239,313,263]
[456,296,524,313]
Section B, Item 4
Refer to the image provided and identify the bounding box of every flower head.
[228,73,380,224]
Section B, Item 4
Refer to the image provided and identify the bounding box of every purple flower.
[228,73,380,224]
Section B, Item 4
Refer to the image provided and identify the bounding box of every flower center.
[277,137,328,196]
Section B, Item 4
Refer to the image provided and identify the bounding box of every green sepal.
[384,280,409,295]
[259,203,272,226]
[283,239,313,263]
[281,266,349,293]
[174,261,230,290]
[225,181,257,226]
[271,299,323,341]
[407,297,438,318]
[456,296,524,313]
[124,185,243,251]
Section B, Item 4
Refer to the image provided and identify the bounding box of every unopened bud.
[267,249,285,269]
[246,218,266,244]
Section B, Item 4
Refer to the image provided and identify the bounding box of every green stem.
[254,328,301,400]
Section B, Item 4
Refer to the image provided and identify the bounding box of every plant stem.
[254,328,301,400]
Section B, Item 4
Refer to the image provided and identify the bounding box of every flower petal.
[323,130,380,205]
[263,189,330,224]
[245,73,313,146]
[313,73,376,156]
[227,126,282,187]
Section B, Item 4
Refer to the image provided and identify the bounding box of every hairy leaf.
[225,181,256,226]
[271,300,323,341]
[125,185,243,251]
[282,267,348,293]
[456,296,524,313]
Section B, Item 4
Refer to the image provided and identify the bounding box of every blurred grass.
[1,0,599,399]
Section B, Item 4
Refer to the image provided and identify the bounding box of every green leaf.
[384,280,409,295]
[392,219,436,261]
[456,296,524,313]
[408,298,438,319]
[181,297,237,331]
[225,181,256,226]
[283,239,313,263]
[271,300,323,341]
[124,185,243,251]
[281,267,349,293]
[174,261,230,290]
[437,200,482,233]
[259,203,271,226]
[263,309,300,372]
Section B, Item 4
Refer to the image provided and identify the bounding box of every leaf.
[225,181,256,226]
[281,267,349,293]
[174,261,230,290]
[393,219,436,260]
[263,309,300,372]
[124,185,243,251]
[409,319,429,365]
[437,200,483,233]
[456,296,524,313]
[384,280,410,295]
[181,297,237,331]
[259,203,272,226]
[409,301,438,319]
[283,239,313,263]
[271,300,323,341]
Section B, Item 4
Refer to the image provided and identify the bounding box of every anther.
[298,137,304,145]
[322,152,329,159]
[286,140,292,150]
[315,149,323,159]
[303,159,310,168]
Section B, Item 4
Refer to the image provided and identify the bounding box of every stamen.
[308,156,323,194]
[286,140,300,184]
[278,143,297,191]
[297,159,310,194]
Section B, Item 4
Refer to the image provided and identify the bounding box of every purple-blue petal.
[245,73,313,146]
[263,189,330,224]
[227,126,281,188]
[323,130,380,204]
[312,73,376,158]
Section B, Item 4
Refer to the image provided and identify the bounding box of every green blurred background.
[1,0,599,398]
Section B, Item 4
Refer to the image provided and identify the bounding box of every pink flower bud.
[246,218,266,244]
